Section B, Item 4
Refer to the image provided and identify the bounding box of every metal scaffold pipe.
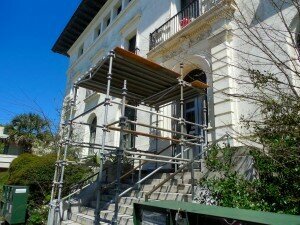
[124,150,195,162]
[125,119,200,139]
[179,63,185,161]
[110,100,204,128]
[112,80,127,225]
[52,84,78,225]
[94,50,115,225]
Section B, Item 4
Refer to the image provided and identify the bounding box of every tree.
[5,113,53,152]
[201,0,300,215]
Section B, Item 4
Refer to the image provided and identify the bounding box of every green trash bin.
[1,185,29,225]
[133,200,300,225]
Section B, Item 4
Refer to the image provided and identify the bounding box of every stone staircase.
[62,170,202,225]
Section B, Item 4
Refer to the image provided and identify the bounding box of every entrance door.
[184,96,203,159]
[183,69,207,160]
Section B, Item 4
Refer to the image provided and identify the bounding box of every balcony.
[149,0,223,50]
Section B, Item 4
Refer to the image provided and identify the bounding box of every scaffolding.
[48,47,208,225]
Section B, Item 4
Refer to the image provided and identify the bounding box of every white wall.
[61,0,299,155]
[63,0,176,157]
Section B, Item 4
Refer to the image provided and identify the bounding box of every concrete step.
[119,196,143,205]
[70,210,133,225]
[62,220,82,225]
[150,170,203,180]
[107,203,134,215]
[129,191,191,201]
[139,183,192,193]
[63,171,198,225]
[90,200,110,209]
[143,178,192,185]
[70,213,110,225]
[79,204,133,217]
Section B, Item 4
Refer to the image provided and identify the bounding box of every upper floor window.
[117,5,122,15]
[94,24,101,40]
[181,0,193,9]
[105,15,111,28]
[128,35,136,53]
[78,44,84,58]
[113,1,122,18]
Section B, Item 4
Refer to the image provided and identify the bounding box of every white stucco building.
[50,0,299,224]
[53,0,299,157]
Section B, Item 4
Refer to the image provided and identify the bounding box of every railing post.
[112,80,127,225]
[94,50,115,225]
[155,107,159,169]
[179,63,185,161]
[203,99,208,156]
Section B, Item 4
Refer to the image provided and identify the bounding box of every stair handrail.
[61,143,175,201]
[115,147,189,200]
[63,158,121,201]
[144,161,192,201]
[144,145,213,201]
[101,143,176,192]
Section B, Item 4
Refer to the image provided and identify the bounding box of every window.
[184,69,206,83]
[103,14,111,30]
[106,16,111,27]
[89,117,97,155]
[114,1,122,17]
[94,24,101,40]
[181,0,193,9]
[124,107,136,149]
[117,5,122,15]
[78,44,84,58]
[128,35,136,53]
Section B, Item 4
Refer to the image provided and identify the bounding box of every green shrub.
[201,145,300,215]
[0,171,9,201]
[0,142,5,154]
[7,153,92,224]
[27,204,49,225]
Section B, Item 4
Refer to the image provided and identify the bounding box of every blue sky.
[0,0,81,129]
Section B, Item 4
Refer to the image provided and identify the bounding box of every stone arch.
[170,54,211,79]
[167,54,215,137]
[87,112,97,124]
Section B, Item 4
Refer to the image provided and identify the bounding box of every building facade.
[53,0,299,156]
[50,0,299,224]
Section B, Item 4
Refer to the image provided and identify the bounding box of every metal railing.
[149,0,221,50]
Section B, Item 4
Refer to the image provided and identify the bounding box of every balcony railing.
[149,0,221,50]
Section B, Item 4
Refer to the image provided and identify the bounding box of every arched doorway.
[183,69,207,159]
[89,116,97,155]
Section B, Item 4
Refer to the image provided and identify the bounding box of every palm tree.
[5,113,52,152]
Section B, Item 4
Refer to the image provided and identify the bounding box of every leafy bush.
[0,171,9,201]
[0,142,5,154]
[26,205,49,225]
[201,144,300,215]
[7,153,92,224]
